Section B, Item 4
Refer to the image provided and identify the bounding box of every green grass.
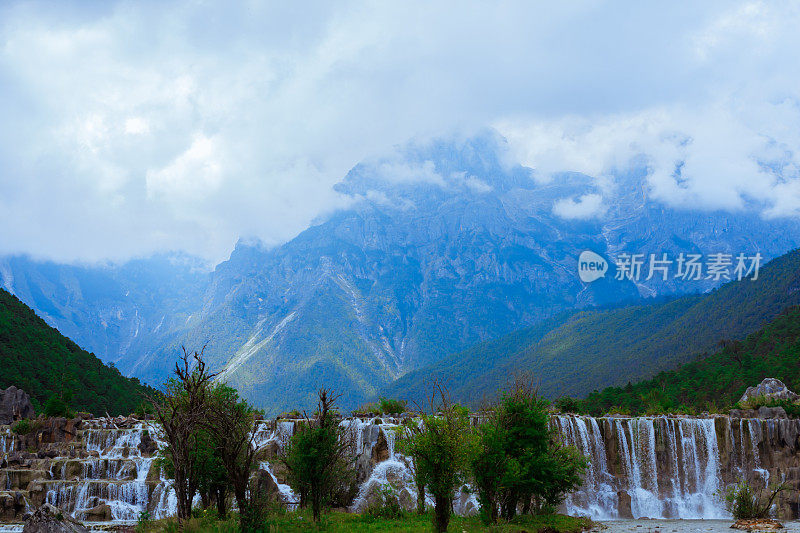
[141,511,592,533]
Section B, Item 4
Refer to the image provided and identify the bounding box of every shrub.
[43,395,72,418]
[722,479,788,519]
[11,419,32,435]
[553,397,583,414]
[378,398,407,415]
[365,484,406,519]
[134,401,153,418]
[735,396,800,418]
[351,403,380,417]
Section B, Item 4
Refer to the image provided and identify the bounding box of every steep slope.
[385,248,800,407]
[579,305,800,415]
[0,288,153,415]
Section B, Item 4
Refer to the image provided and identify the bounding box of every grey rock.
[740,378,800,404]
[0,386,34,425]
[22,503,88,533]
[758,406,788,419]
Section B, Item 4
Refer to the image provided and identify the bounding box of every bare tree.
[146,347,216,521]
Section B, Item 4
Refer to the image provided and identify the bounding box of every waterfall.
[553,415,800,520]
[3,414,798,523]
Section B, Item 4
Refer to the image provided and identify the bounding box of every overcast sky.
[1,1,799,264]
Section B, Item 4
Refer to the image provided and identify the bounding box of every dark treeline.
[0,288,153,415]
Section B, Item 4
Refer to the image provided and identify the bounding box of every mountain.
[578,304,800,416]
[384,248,800,408]
[4,132,800,413]
[0,287,153,415]
[0,253,208,368]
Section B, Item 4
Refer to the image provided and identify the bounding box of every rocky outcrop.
[739,378,799,404]
[731,519,785,531]
[0,387,34,425]
[22,504,87,533]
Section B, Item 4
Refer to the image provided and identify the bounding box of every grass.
[138,511,593,533]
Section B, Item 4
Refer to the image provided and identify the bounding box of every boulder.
[137,431,157,456]
[730,518,784,531]
[617,490,633,519]
[22,503,88,533]
[0,386,35,425]
[81,503,112,521]
[757,406,788,419]
[740,379,799,404]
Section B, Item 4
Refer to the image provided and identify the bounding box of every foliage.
[203,384,261,529]
[580,306,800,416]
[351,402,380,416]
[43,394,72,418]
[472,379,587,523]
[351,398,408,417]
[135,511,153,533]
[148,348,217,521]
[397,383,476,533]
[0,288,154,416]
[378,398,407,415]
[553,397,584,414]
[135,401,154,418]
[722,479,789,519]
[282,388,356,522]
[364,484,407,520]
[11,418,32,435]
[735,395,800,418]
[136,510,592,533]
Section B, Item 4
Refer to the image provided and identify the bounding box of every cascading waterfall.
[4,414,798,523]
[553,415,800,520]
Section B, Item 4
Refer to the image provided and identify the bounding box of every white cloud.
[553,193,605,220]
[0,1,799,263]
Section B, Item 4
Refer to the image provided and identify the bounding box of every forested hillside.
[0,288,153,415]
[385,248,800,407]
[577,305,800,415]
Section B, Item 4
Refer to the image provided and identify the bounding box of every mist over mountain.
[4,132,800,413]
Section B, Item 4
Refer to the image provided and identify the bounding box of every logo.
[578,250,608,283]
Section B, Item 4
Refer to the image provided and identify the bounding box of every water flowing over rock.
[554,415,800,520]
[740,378,799,404]
[0,387,34,426]
[0,414,797,524]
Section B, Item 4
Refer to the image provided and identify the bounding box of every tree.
[398,383,475,533]
[204,384,261,530]
[282,388,355,522]
[471,378,586,522]
[146,347,216,521]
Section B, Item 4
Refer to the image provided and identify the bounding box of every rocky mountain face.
[3,133,800,413]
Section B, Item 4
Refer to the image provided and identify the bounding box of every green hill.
[384,248,800,407]
[578,305,800,415]
[0,288,154,416]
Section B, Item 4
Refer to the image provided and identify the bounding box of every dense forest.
[572,305,800,416]
[0,288,153,415]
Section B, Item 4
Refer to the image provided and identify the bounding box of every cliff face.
[0,414,799,524]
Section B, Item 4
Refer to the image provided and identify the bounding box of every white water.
[7,414,796,523]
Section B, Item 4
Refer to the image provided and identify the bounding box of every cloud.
[553,194,605,220]
[0,1,799,263]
